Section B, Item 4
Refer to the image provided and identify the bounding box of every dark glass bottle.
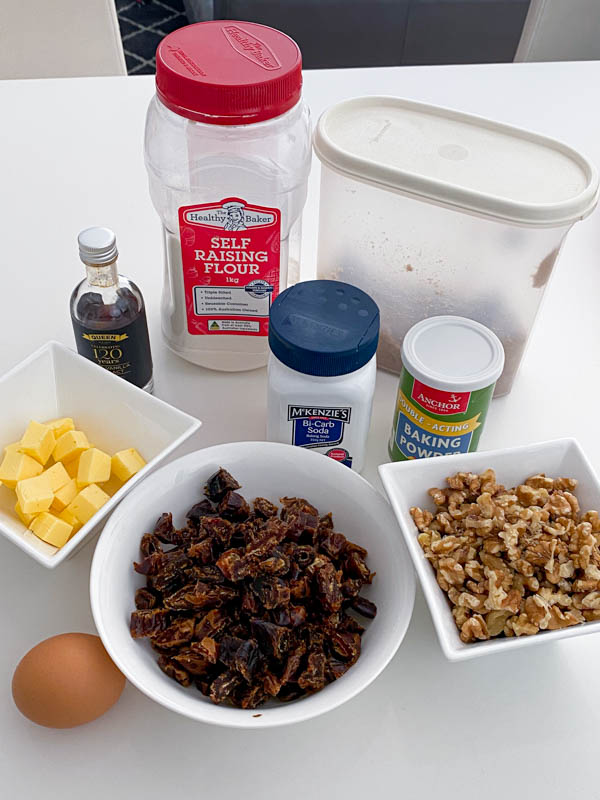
[71,227,153,392]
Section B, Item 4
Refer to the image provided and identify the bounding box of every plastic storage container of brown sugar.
[314,96,599,395]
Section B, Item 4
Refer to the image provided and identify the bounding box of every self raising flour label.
[179,198,281,336]
[388,316,504,462]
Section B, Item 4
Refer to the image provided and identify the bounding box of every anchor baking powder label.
[389,369,497,462]
[178,198,281,336]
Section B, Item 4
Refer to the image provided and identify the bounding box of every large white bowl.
[90,441,415,728]
[0,341,200,567]
[379,438,600,661]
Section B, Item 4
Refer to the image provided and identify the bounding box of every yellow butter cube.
[0,451,43,488]
[44,462,70,493]
[53,430,90,463]
[50,478,78,512]
[45,417,75,439]
[30,512,73,548]
[66,484,110,525]
[64,455,81,479]
[15,501,36,527]
[57,506,82,534]
[112,448,146,482]
[77,448,111,487]
[16,473,53,515]
[19,421,55,466]
[4,441,22,454]
[101,474,124,497]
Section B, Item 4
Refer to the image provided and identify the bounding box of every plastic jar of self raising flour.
[389,316,504,461]
[267,280,380,473]
[145,22,311,371]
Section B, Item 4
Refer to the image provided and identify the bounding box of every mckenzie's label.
[389,369,495,462]
[288,405,353,467]
[179,197,281,336]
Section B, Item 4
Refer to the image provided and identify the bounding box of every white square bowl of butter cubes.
[0,341,201,568]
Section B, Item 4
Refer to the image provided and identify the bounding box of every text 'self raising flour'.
[389,316,504,462]
[144,21,311,371]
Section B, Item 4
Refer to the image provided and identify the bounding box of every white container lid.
[401,316,505,392]
[314,96,599,227]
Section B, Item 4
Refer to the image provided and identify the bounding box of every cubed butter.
[57,506,82,534]
[30,512,73,548]
[64,455,81,479]
[111,448,146,482]
[53,430,90,463]
[16,473,53,515]
[0,451,43,488]
[101,474,124,497]
[66,484,110,525]
[45,417,75,439]
[18,421,55,465]
[4,441,22,454]
[77,448,111,487]
[50,478,78,512]
[15,501,36,527]
[44,462,70,493]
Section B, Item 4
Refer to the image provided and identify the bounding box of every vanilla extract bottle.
[71,227,153,392]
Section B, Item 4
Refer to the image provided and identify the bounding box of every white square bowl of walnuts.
[379,438,600,661]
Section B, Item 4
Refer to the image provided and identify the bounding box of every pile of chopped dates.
[130,468,377,708]
[411,468,600,643]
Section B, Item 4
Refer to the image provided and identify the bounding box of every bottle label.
[72,311,153,388]
[288,405,353,467]
[178,198,281,336]
[389,368,495,462]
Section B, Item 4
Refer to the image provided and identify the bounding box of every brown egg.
[12,633,125,728]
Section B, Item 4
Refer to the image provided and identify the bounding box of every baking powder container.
[389,316,504,461]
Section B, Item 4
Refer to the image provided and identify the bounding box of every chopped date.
[153,512,176,544]
[298,652,327,691]
[219,491,250,521]
[130,609,169,638]
[315,562,344,613]
[209,670,241,704]
[135,587,158,610]
[351,596,378,620]
[194,608,230,640]
[187,499,216,525]
[130,468,376,707]
[187,538,215,565]
[253,497,278,518]
[172,648,213,676]
[157,655,192,686]
[151,618,195,650]
[133,551,166,576]
[251,576,291,609]
[140,533,163,557]
[205,468,241,502]
[251,619,290,660]
[233,639,261,681]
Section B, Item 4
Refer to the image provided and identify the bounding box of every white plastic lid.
[401,316,505,392]
[314,96,599,227]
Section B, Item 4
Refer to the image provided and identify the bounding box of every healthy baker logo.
[184,199,276,231]
[411,379,471,415]
[288,406,351,450]
[222,25,282,70]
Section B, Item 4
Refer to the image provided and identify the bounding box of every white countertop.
[2,61,600,799]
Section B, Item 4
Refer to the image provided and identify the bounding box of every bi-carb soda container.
[389,316,504,461]
[145,21,311,371]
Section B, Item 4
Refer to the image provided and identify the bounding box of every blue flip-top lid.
[269,280,380,376]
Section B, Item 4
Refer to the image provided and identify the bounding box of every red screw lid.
[155,21,303,126]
